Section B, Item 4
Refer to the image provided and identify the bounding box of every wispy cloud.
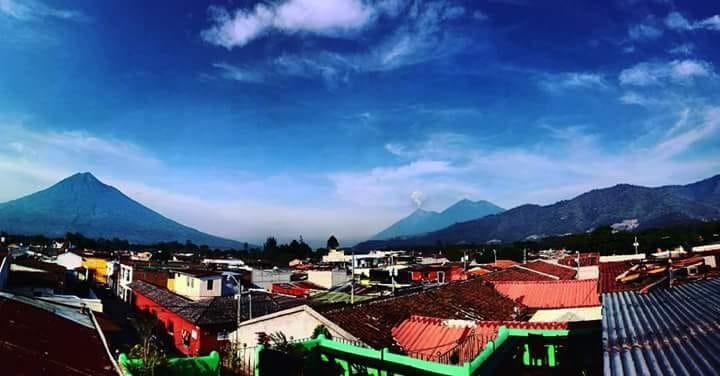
[201,0,385,49]
[664,11,720,32]
[668,43,694,55]
[211,62,264,83]
[619,59,715,86]
[0,0,88,22]
[628,23,663,41]
[202,0,476,85]
[539,72,609,93]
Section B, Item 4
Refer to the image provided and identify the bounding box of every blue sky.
[1,0,719,246]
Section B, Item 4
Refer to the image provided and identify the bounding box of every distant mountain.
[356,175,720,250]
[371,199,505,240]
[0,172,249,249]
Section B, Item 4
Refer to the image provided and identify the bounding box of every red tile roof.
[481,266,556,282]
[491,279,600,309]
[522,261,577,280]
[558,253,600,267]
[391,315,568,364]
[322,278,523,350]
[483,260,519,270]
[598,261,654,293]
[0,295,116,375]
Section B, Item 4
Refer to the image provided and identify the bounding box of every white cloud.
[668,43,694,55]
[664,11,720,32]
[539,73,609,93]
[201,0,381,49]
[664,12,691,30]
[0,0,87,22]
[628,23,662,40]
[619,59,714,86]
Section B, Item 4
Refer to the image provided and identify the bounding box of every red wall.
[132,292,229,356]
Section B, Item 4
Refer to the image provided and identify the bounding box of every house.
[521,260,577,280]
[169,269,223,300]
[480,266,556,282]
[8,258,68,296]
[128,280,304,356]
[82,254,112,285]
[321,278,523,350]
[603,278,720,375]
[490,279,600,310]
[307,269,350,289]
[251,268,293,290]
[116,262,170,302]
[0,291,120,375]
[271,281,325,297]
[228,304,360,365]
[391,315,570,364]
[401,263,467,284]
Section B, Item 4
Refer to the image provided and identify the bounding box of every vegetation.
[126,312,168,376]
[410,220,720,261]
[326,235,339,250]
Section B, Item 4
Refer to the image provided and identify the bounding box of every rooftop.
[392,315,569,364]
[603,278,720,375]
[129,280,304,326]
[491,279,600,309]
[480,266,556,282]
[522,260,577,280]
[0,292,117,376]
[322,278,522,350]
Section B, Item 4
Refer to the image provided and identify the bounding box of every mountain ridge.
[371,199,505,240]
[0,172,249,249]
[356,174,720,250]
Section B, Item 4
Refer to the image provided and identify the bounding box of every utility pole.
[350,250,355,305]
[523,249,527,264]
[633,236,640,255]
[493,249,497,265]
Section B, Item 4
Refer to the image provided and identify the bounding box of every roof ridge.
[492,278,597,285]
[513,265,560,280]
[535,259,577,271]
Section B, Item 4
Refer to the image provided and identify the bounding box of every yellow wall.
[167,277,175,292]
[82,257,109,285]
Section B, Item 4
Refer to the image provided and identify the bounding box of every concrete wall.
[173,273,222,300]
[251,269,292,290]
[229,305,359,364]
[307,270,350,289]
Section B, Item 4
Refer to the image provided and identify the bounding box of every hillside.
[356,175,720,250]
[371,199,505,240]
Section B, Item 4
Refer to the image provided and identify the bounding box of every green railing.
[118,351,221,376]
[255,327,570,376]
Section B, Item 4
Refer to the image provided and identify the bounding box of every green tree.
[326,235,339,250]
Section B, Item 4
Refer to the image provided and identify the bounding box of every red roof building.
[0,292,118,376]
[491,279,600,309]
[271,281,325,297]
[391,315,569,364]
[130,280,304,356]
[322,278,523,350]
[522,260,577,280]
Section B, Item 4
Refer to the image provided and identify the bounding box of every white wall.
[173,273,222,300]
[307,270,350,289]
[251,269,292,290]
[229,305,359,364]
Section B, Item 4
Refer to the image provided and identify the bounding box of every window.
[207,279,214,290]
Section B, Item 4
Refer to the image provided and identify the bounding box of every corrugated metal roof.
[492,279,600,309]
[602,278,720,376]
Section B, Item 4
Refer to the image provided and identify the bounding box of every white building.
[171,270,223,300]
[307,270,350,289]
[251,268,293,290]
[229,305,360,364]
